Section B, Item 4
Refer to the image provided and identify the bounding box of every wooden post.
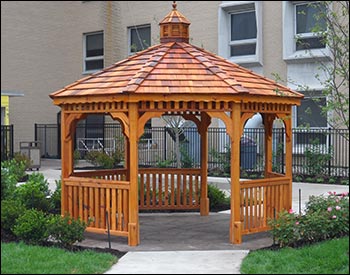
[230,103,242,244]
[200,113,210,216]
[60,112,75,216]
[128,103,139,246]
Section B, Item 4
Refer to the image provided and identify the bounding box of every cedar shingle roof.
[50,3,303,101]
[50,42,303,99]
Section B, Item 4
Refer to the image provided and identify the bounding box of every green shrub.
[1,158,27,181]
[48,213,87,248]
[1,166,17,201]
[1,199,26,235]
[180,145,194,168]
[156,158,174,168]
[49,180,61,214]
[304,139,333,176]
[73,149,81,166]
[269,192,349,247]
[293,175,303,182]
[306,192,349,238]
[13,152,32,171]
[14,172,51,212]
[268,210,300,247]
[1,158,27,200]
[297,211,330,243]
[85,150,122,169]
[13,209,50,244]
[209,146,230,175]
[208,184,230,210]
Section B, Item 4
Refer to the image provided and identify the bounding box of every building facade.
[1,1,340,152]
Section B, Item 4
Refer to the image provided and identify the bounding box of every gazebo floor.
[79,212,273,252]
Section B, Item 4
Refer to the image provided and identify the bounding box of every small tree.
[309,1,349,132]
[162,116,192,168]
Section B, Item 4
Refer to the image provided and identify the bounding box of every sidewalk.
[104,250,249,274]
[33,159,349,274]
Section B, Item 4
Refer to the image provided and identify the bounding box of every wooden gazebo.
[50,2,303,246]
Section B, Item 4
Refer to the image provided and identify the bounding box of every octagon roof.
[50,3,303,102]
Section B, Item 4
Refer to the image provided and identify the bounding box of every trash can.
[240,136,257,169]
[20,141,41,170]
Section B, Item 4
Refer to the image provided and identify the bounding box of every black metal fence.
[34,123,349,177]
[1,125,14,161]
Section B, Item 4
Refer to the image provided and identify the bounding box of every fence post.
[58,122,61,159]
[163,127,167,162]
[282,128,285,174]
[34,123,37,141]
[328,127,332,176]
[10,125,14,159]
[44,124,47,158]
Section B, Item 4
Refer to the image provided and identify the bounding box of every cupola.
[159,1,191,43]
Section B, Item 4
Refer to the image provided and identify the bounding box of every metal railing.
[1,125,14,161]
[34,123,349,177]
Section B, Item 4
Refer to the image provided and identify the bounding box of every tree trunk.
[175,130,181,168]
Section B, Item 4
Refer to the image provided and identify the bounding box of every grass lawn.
[1,242,118,274]
[240,237,349,274]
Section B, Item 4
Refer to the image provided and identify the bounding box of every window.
[83,32,104,73]
[230,10,257,57]
[295,91,328,146]
[297,93,327,128]
[283,1,330,61]
[218,1,262,66]
[128,25,151,54]
[295,2,326,51]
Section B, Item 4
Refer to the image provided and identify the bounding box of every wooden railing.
[138,168,201,210]
[240,176,291,234]
[73,169,127,181]
[64,176,129,237]
[68,168,290,239]
[265,172,285,178]
[72,168,201,211]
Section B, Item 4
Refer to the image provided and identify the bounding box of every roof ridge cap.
[181,44,249,94]
[123,42,175,93]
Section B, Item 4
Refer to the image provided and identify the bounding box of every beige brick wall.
[1,1,103,151]
[3,1,332,153]
[262,1,287,82]
[104,1,220,66]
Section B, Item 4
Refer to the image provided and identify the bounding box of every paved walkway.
[31,159,349,274]
[104,250,249,274]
